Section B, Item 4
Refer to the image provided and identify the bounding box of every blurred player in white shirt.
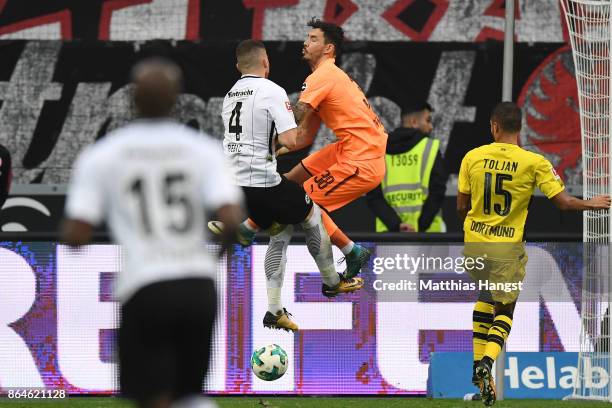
[61,58,243,408]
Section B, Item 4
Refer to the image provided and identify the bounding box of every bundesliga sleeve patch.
[551,167,561,180]
[285,101,292,111]
[301,82,307,91]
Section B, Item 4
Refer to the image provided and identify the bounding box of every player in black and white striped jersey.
[219,40,364,332]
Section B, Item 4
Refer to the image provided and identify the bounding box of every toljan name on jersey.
[373,279,523,293]
[483,158,519,172]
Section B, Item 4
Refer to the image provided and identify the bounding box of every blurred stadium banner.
[428,352,588,399]
[0,1,567,42]
[0,241,591,395]
[0,40,582,193]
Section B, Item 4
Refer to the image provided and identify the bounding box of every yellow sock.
[484,313,513,362]
[473,301,495,363]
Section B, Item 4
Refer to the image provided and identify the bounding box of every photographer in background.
[367,102,447,232]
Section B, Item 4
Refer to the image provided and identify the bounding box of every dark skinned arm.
[60,219,95,246]
[366,184,402,231]
[215,202,244,258]
[457,192,471,224]
[550,190,611,211]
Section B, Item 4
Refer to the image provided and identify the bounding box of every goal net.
[560,0,612,401]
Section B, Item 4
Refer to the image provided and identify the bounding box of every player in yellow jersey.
[457,102,610,407]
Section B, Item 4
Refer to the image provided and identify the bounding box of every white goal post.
[559,0,612,401]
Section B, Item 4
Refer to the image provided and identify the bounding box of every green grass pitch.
[0,397,609,407]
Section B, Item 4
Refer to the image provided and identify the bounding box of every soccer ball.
[251,344,288,381]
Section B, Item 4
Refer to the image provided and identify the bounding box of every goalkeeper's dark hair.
[307,17,344,56]
[491,102,522,133]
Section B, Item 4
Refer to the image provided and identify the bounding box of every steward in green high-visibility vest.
[366,102,447,232]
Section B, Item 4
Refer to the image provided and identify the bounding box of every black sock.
[481,356,494,371]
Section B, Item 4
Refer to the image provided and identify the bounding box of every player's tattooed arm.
[276,102,320,155]
[293,101,310,124]
[293,102,321,150]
